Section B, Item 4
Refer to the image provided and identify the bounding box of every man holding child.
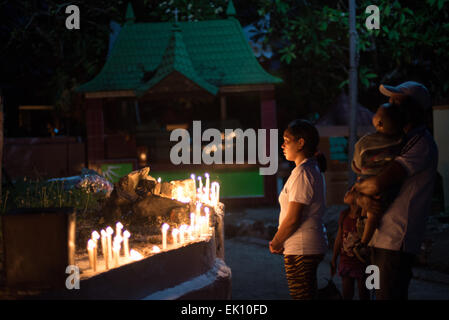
[355,81,438,300]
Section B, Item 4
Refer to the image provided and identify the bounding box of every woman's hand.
[269,240,284,255]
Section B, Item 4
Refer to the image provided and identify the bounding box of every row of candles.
[87,222,143,272]
[86,173,219,272]
[164,173,220,207]
[160,204,212,250]
[192,173,220,207]
[87,203,212,271]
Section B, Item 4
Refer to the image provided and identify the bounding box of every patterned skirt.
[284,254,324,300]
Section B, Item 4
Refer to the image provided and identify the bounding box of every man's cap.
[379,81,431,110]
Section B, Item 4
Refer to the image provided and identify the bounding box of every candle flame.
[92,230,100,240]
[106,226,114,235]
[87,239,96,250]
[157,177,161,183]
[162,223,169,231]
[204,207,210,214]
[130,249,144,260]
[116,222,123,230]
[123,230,131,238]
[152,246,161,253]
[101,229,107,237]
[114,235,123,244]
[175,186,191,203]
[113,241,120,251]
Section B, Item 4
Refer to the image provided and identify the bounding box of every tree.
[255,0,449,116]
[0,0,124,122]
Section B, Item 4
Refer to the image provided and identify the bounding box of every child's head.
[372,103,404,136]
[282,119,319,161]
[343,188,357,206]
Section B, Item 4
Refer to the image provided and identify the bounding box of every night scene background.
[0,0,448,300]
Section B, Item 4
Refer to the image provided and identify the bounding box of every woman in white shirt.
[269,119,328,300]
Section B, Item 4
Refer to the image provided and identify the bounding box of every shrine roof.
[77,3,282,96]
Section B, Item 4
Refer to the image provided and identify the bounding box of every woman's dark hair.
[315,151,327,173]
[286,119,320,155]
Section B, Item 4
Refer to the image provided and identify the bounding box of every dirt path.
[225,237,449,300]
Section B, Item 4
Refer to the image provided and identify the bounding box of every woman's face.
[282,130,303,162]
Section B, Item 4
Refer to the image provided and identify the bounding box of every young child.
[331,188,370,300]
[351,102,405,263]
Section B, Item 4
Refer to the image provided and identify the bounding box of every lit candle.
[162,223,169,250]
[152,245,161,253]
[191,174,196,199]
[123,230,130,258]
[87,239,96,272]
[198,216,203,236]
[106,226,114,264]
[113,240,120,267]
[195,218,201,238]
[202,216,208,236]
[190,212,195,232]
[180,225,187,244]
[91,231,100,270]
[172,228,179,245]
[92,231,100,244]
[204,207,210,234]
[211,182,220,205]
[196,202,201,216]
[130,249,144,261]
[100,229,109,270]
[198,176,203,192]
[187,226,193,240]
[116,222,123,239]
[114,234,123,256]
[196,203,202,236]
[205,173,210,202]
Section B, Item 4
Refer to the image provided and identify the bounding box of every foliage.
[0,0,124,115]
[2,0,448,125]
[144,0,229,21]
[256,0,449,113]
[1,178,107,215]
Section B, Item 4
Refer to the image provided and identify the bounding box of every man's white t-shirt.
[369,126,438,254]
[278,158,328,256]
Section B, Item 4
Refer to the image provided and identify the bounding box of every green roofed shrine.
[77,1,282,205]
[77,2,281,97]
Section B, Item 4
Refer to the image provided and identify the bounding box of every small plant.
[1,177,108,214]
